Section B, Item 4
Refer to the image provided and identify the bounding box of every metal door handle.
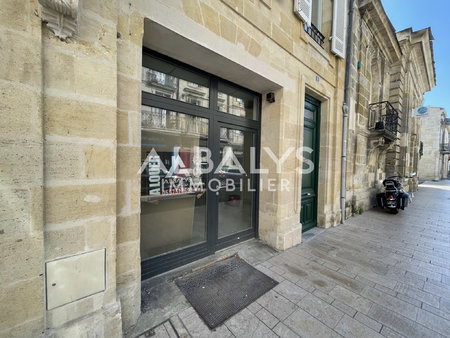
[306,193,311,196]
[216,191,219,196]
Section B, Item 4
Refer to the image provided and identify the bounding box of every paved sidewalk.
[136,180,450,338]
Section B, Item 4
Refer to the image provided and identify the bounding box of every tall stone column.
[41,0,122,335]
[0,1,45,336]
[116,3,144,330]
[386,60,405,177]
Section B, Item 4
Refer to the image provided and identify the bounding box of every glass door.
[140,107,209,259]
[140,106,211,279]
[213,125,258,248]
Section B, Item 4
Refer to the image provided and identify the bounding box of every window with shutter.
[294,0,312,26]
[311,0,322,31]
[331,0,348,59]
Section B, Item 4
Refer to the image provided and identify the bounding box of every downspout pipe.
[341,0,355,223]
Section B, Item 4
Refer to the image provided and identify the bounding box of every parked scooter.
[376,176,409,214]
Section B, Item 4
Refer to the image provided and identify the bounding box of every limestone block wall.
[397,30,436,185]
[1,0,128,336]
[345,1,435,213]
[419,108,447,180]
[1,0,348,334]
[116,2,143,330]
[41,0,123,336]
[441,123,450,178]
[385,58,404,178]
[0,1,45,336]
[344,3,398,212]
[408,117,421,191]
[395,39,419,185]
[441,154,449,179]
[395,47,423,191]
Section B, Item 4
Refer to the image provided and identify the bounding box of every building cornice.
[398,28,436,93]
[359,0,402,64]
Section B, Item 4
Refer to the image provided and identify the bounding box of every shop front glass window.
[140,106,208,258]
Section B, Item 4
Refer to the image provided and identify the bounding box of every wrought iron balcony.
[368,101,400,141]
[441,142,450,154]
[304,23,325,48]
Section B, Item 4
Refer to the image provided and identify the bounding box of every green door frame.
[300,95,321,232]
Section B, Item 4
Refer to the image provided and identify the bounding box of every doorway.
[140,50,261,279]
[300,95,321,232]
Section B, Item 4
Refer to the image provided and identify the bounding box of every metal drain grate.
[175,256,278,329]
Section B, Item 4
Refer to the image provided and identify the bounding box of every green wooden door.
[300,96,320,232]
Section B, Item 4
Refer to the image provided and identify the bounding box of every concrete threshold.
[125,238,280,338]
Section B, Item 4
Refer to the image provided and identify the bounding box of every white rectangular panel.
[46,249,106,310]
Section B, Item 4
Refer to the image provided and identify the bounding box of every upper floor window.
[311,0,322,31]
[294,0,347,58]
[296,0,325,48]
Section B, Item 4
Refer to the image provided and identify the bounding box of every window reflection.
[141,106,208,137]
[140,106,208,258]
[218,127,254,238]
[141,55,210,108]
[304,108,315,121]
[142,68,178,99]
[217,82,258,120]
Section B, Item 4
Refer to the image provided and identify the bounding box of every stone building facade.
[343,0,436,214]
[0,0,436,336]
[418,107,450,180]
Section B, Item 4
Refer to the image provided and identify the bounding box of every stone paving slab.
[136,181,450,337]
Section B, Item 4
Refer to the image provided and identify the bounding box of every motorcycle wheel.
[389,208,398,214]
